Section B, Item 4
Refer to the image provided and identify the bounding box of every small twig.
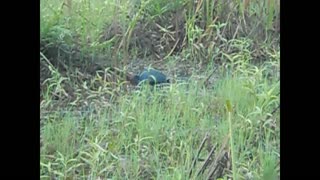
[163,38,180,60]
[189,133,209,178]
[40,52,54,67]
[270,104,280,115]
[265,90,280,121]
[265,104,280,121]
[207,150,229,180]
[221,13,232,36]
[204,67,218,87]
[206,135,229,180]
[232,24,240,41]
[197,143,217,176]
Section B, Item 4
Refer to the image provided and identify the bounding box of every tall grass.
[40,0,280,179]
[40,0,279,62]
[41,58,279,179]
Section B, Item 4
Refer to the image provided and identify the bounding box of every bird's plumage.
[127,68,170,86]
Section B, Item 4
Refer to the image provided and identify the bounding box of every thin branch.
[197,143,217,176]
[189,133,209,178]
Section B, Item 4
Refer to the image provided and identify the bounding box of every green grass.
[40,0,280,179]
[41,60,279,179]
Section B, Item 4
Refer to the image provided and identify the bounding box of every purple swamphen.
[127,68,170,86]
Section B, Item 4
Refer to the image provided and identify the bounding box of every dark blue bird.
[127,68,170,86]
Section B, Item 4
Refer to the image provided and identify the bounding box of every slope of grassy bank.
[40,0,280,179]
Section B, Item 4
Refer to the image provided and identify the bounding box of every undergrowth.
[40,0,280,179]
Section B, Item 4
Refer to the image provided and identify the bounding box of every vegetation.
[40,0,280,179]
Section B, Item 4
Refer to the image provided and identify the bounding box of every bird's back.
[139,68,169,85]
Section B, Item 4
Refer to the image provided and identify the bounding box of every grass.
[40,0,280,179]
[40,61,279,179]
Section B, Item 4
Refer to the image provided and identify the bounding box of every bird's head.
[126,73,140,85]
